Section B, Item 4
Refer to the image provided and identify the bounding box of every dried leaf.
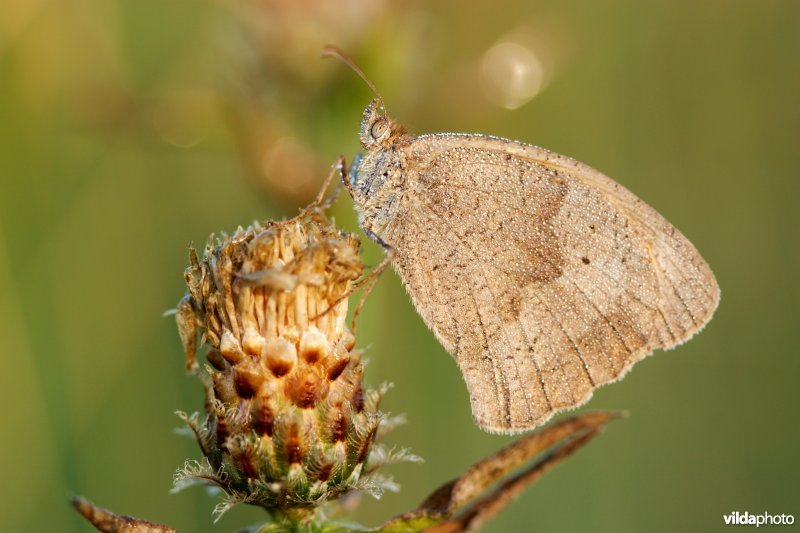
[71,496,177,533]
[379,411,621,532]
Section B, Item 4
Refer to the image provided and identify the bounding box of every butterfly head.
[359,99,404,150]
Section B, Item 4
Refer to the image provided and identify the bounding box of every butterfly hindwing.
[379,134,718,433]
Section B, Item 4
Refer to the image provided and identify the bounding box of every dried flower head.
[173,205,411,523]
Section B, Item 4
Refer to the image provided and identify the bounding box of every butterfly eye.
[370,119,390,141]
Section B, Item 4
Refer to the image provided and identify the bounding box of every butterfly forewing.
[371,134,718,433]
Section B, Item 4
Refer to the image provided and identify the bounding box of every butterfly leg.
[306,155,397,330]
[349,247,394,333]
[309,244,395,334]
[307,156,347,211]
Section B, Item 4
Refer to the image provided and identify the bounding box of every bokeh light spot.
[480,41,544,110]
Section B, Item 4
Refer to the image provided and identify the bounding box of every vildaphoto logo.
[723,511,795,527]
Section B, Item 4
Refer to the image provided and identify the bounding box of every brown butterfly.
[325,46,719,434]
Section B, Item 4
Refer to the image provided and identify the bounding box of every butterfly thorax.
[351,143,411,244]
[350,100,412,244]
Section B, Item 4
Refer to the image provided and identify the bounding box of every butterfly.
[325,46,720,434]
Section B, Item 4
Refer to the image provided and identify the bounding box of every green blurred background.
[2,1,798,531]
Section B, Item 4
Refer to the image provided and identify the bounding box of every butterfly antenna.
[321,45,386,115]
